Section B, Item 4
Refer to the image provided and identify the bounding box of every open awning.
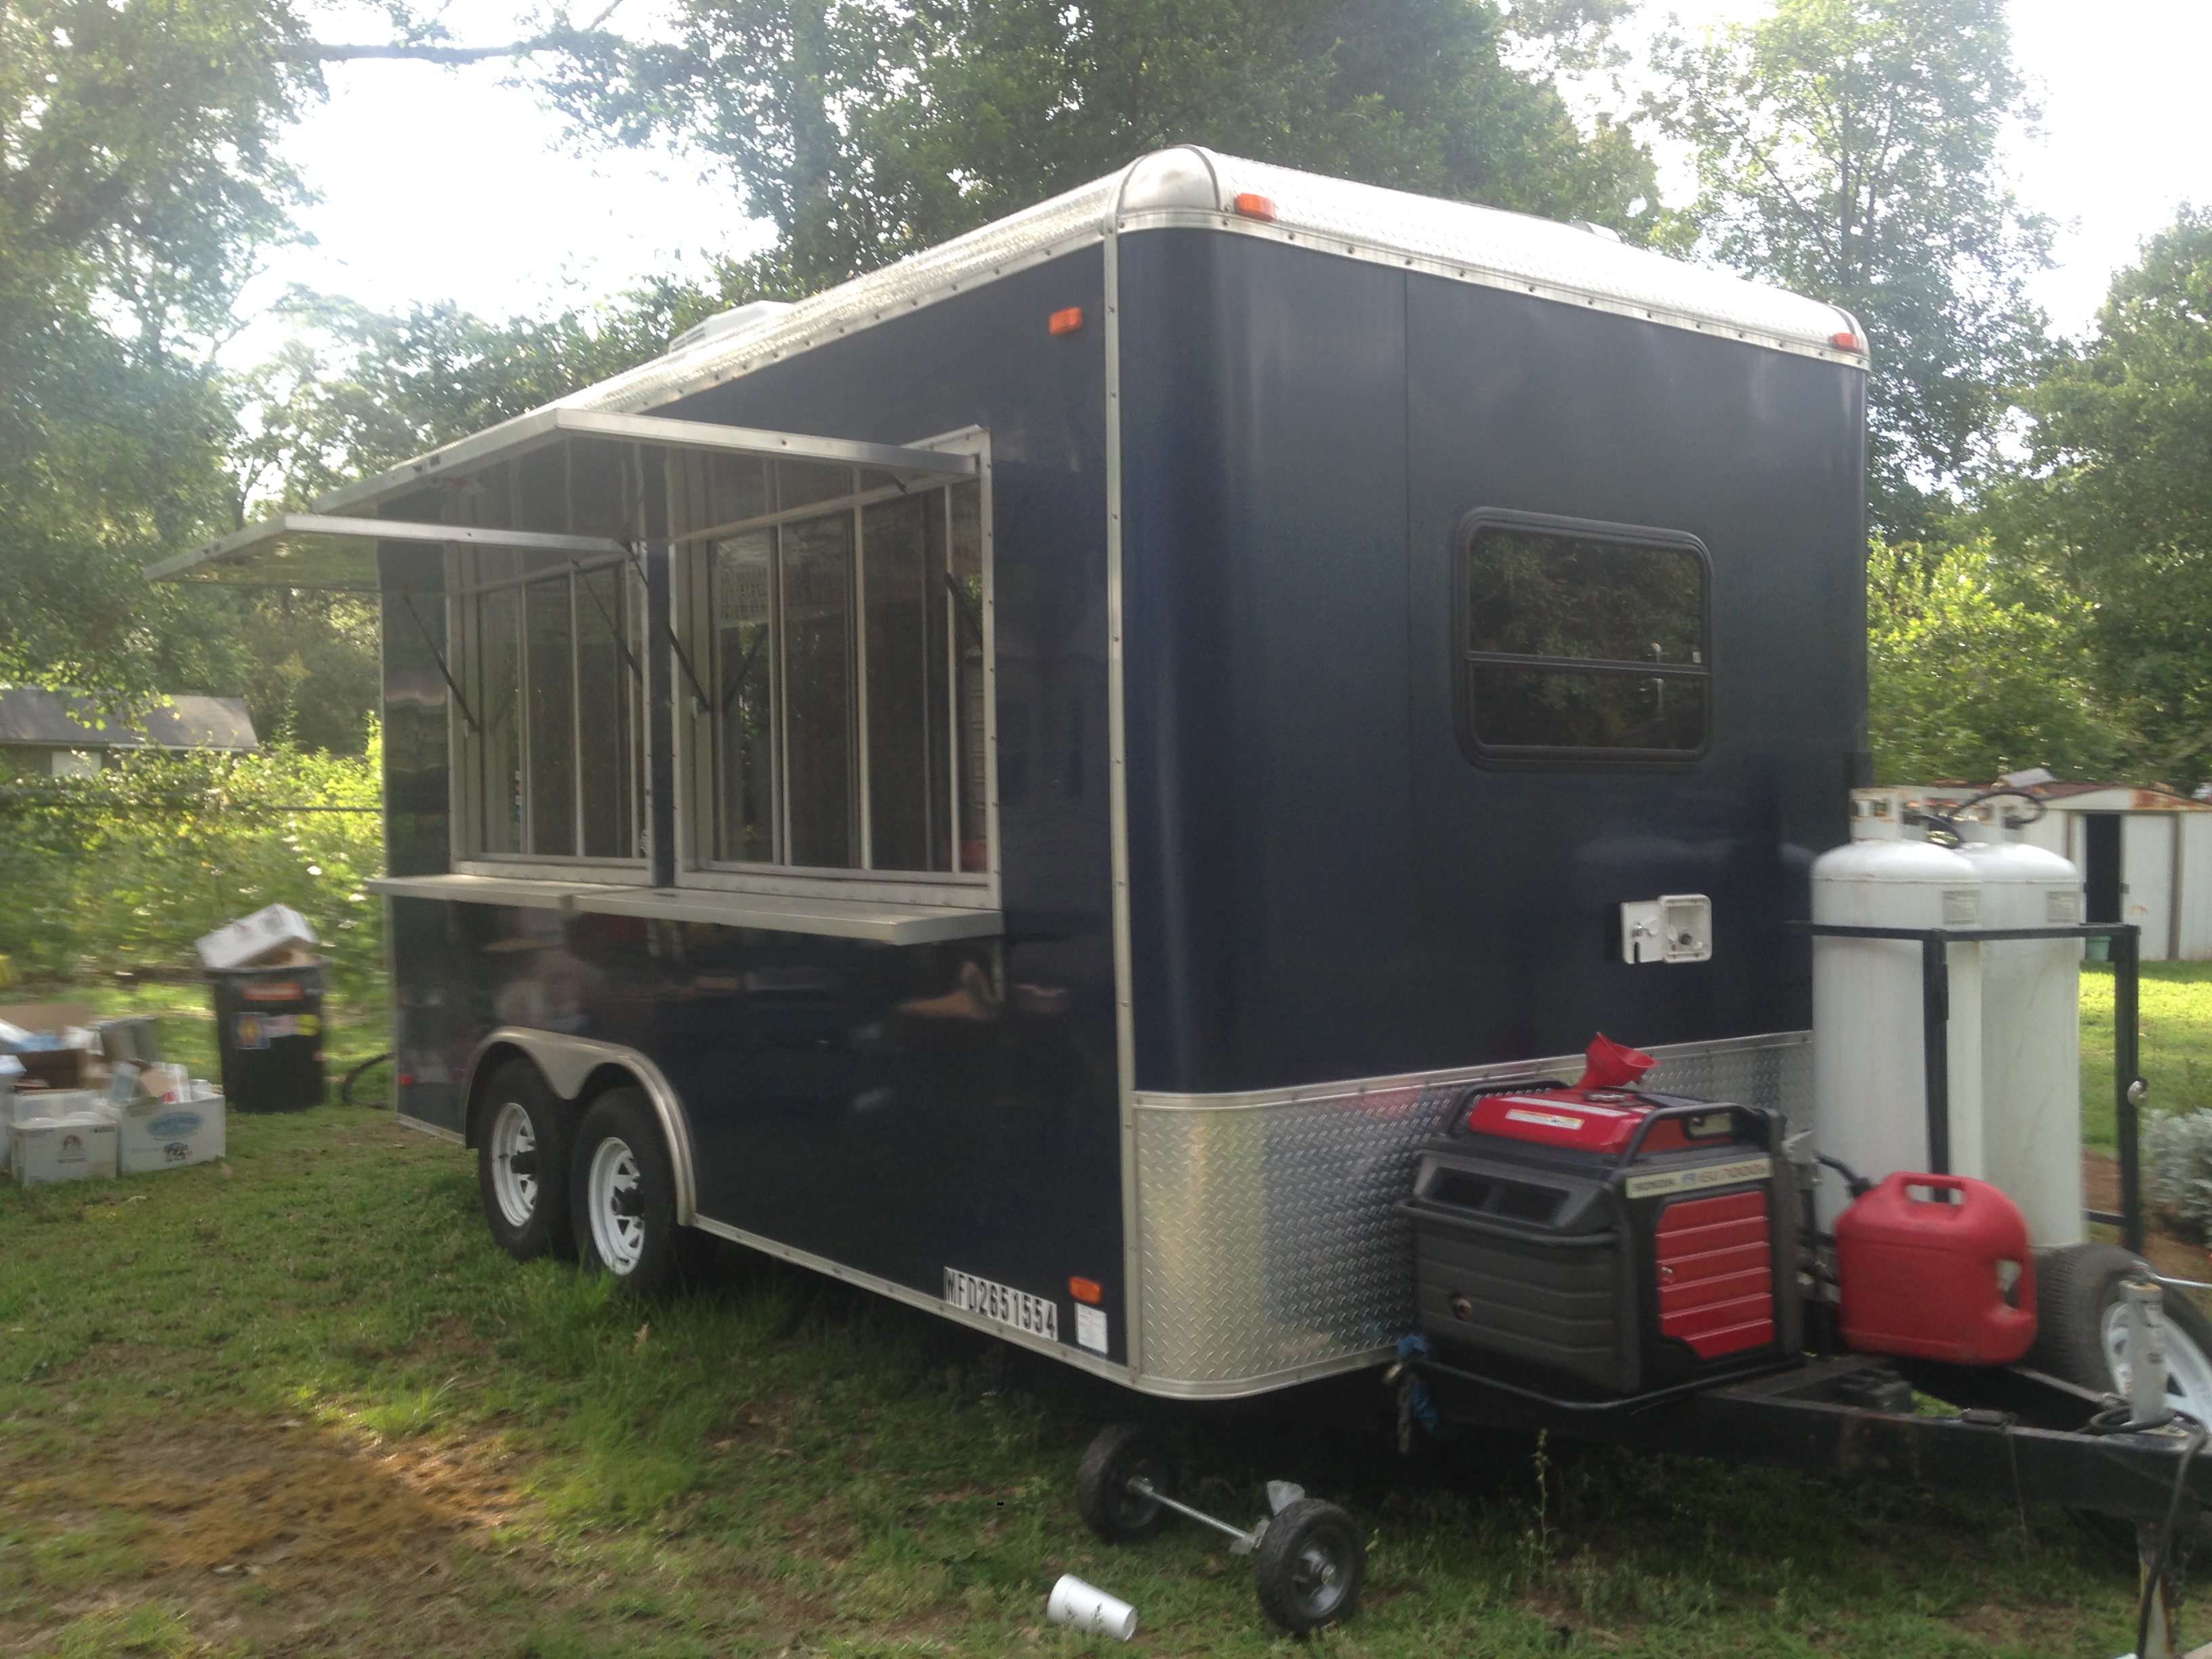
[144,407,979,590]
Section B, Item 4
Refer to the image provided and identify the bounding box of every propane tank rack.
[1786,918,2148,1250]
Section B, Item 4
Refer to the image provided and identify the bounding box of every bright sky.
[237,0,2212,361]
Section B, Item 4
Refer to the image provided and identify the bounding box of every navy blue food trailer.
[152,148,2212,1643]
[148,142,1867,1388]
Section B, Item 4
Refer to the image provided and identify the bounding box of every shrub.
[0,729,382,993]
[2145,1109,2212,1240]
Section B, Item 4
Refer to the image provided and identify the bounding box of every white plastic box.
[195,903,318,971]
[12,1113,119,1184]
[116,1085,226,1174]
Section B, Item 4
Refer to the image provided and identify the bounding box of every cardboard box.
[196,905,318,971]
[116,1086,226,1174]
[12,1114,118,1184]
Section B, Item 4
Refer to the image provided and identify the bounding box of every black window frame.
[1452,508,1714,773]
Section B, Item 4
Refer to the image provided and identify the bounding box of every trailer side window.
[454,545,648,865]
[680,462,989,879]
[1456,514,1710,766]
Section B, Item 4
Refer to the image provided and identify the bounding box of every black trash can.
[209,956,329,1112]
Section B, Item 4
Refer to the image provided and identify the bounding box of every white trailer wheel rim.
[588,1136,647,1273]
[489,1101,536,1227]
[2100,1300,2212,1420]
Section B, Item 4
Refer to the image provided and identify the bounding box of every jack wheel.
[1254,1498,1364,1633]
[1076,1423,1176,1543]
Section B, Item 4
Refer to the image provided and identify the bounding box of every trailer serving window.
[1455,512,1711,768]
[453,544,649,871]
[677,458,990,883]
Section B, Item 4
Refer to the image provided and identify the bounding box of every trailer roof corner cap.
[1119,146,1223,214]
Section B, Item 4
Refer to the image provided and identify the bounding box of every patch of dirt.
[2,1416,527,1658]
[106,1418,523,1576]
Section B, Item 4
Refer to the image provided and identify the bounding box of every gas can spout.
[1576,1033,1656,1090]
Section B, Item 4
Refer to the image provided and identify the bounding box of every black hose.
[2082,1401,2206,1656]
[1816,1153,1875,1198]
[340,1050,392,1107]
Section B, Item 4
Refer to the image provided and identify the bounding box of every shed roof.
[0,691,258,752]
[312,147,1862,518]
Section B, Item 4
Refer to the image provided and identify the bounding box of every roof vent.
[669,300,796,354]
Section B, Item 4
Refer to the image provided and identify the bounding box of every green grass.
[0,977,2170,1657]
[2082,961,2212,1147]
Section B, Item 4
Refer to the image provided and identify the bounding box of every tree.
[0,0,317,697]
[547,0,1669,291]
[1649,0,2049,537]
[1994,208,2212,782]
[1864,536,2124,783]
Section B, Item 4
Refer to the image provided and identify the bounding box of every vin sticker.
[945,1269,1059,1343]
[1624,1156,1771,1200]
[1076,1303,1109,1354]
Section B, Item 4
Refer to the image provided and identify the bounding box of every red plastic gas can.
[1835,1173,2037,1365]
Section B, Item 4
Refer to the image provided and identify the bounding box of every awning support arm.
[571,560,644,684]
[630,544,712,710]
[402,594,480,733]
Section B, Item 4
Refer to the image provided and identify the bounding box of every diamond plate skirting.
[1128,1031,1812,1396]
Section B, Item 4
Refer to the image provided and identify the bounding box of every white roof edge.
[293,148,1864,508]
[565,146,1862,418]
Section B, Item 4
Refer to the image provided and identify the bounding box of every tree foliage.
[548,0,1668,290]
[0,734,384,988]
[1995,208,2212,782]
[1865,536,2123,784]
[0,0,319,694]
[1650,0,2049,535]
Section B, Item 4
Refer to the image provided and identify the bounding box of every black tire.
[570,1087,701,1298]
[1254,1497,1365,1633]
[2028,1242,2212,1418]
[474,1058,577,1261]
[1075,1423,1178,1544]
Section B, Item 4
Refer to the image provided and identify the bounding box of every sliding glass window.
[454,546,648,867]
[680,456,987,882]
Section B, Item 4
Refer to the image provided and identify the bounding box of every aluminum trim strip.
[1103,188,1143,1378]
[395,1113,465,1146]
[1133,1029,1811,1111]
[569,886,1005,944]
[144,513,627,583]
[1126,1031,1814,1394]
[688,1213,1139,1387]
[460,1027,699,1224]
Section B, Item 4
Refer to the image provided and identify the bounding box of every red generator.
[1404,1078,1801,1397]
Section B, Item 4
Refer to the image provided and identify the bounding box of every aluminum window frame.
[1452,507,1715,773]
[672,428,998,911]
[445,443,656,883]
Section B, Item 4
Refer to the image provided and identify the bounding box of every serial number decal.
[1624,1156,1772,1200]
[944,1269,1059,1343]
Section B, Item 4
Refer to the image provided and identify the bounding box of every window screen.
[683,460,987,878]
[1456,515,1711,765]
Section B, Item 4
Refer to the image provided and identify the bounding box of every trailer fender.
[461,1029,699,1226]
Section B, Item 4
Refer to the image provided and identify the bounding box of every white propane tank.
[1811,839,1985,1227]
[1959,837,2087,1247]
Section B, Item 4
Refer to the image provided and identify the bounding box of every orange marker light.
[1069,1276,1104,1305]
[1830,330,1863,351]
[1049,306,1084,335]
[1232,192,1277,222]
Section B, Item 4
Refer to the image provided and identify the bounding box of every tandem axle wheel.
[1074,1423,1366,1633]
